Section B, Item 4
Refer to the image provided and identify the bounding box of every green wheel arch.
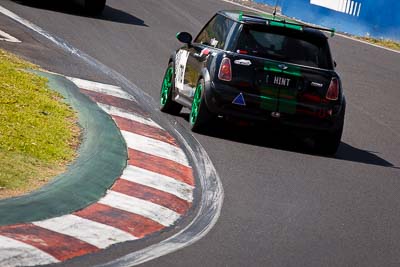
[159,63,182,114]
[189,78,213,132]
[190,82,203,125]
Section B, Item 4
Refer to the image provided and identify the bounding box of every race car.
[160,10,346,155]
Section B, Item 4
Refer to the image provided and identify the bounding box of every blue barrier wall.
[255,0,400,41]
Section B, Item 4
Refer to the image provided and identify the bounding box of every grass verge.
[355,37,400,51]
[0,49,80,199]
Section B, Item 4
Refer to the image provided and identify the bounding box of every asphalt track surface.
[0,0,400,266]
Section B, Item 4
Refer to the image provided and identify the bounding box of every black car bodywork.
[160,10,346,154]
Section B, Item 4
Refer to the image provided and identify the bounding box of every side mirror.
[334,60,337,68]
[176,32,192,44]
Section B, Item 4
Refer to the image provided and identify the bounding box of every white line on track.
[0,236,58,267]
[97,103,163,129]
[33,215,137,249]
[121,130,190,166]
[121,165,194,202]
[67,76,136,101]
[0,29,20,42]
[99,191,181,227]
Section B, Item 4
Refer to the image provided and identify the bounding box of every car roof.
[217,10,329,40]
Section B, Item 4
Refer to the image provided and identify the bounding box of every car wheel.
[315,107,345,155]
[315,126,343,155]
[190,78,213,132]
[160,62,183,115]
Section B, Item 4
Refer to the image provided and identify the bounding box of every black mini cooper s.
[160,10,346,155]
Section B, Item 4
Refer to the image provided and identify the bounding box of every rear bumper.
[204,81,344,131]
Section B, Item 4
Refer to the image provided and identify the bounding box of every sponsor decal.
[232,93,246,106]
[234,59,252,66]
[210,38,219,47]
[273,76,291,87]
[311,81,324,88]
[175,50,190,91]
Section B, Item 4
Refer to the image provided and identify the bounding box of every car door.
[178,14,234,101]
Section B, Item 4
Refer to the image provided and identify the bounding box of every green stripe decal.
[260,87,278,111]
[264,62,302,77]
[259,92,297,114]
[263,64,282,74]
[278,87,297,114]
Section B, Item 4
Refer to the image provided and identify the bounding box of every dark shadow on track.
[336,143,399,169]
[12,0,147,26]
[178,112,398,168]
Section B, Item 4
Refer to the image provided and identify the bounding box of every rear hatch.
[229,24,337,120]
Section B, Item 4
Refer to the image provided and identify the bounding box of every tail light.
[326,78,339,101]
[218,57,232,81]
[236,50,248,54]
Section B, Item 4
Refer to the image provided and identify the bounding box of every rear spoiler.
[239,13,336,37]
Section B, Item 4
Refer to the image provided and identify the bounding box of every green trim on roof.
[269,20,303,31]
[331,28,336,37]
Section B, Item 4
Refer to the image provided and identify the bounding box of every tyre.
[84,0,106,15]
[315,106,345,155]
[189,79,214,132]
[160,62,183,115]
[315,126,343,155]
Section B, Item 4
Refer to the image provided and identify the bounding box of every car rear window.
[236,25,333,69]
